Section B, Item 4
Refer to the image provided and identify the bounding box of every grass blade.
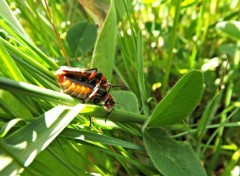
[91,0,117,81]
[0,104,83,175]
[61,128,144,150]
[0,77,148,123]
[136,31,149,115]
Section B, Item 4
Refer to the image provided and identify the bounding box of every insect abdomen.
[60,77,92,99]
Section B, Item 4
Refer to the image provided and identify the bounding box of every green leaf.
[0,119,23,138]
[0,37,54,80]
[0,105,82,175]
[219,43,238,56]
[0,90,32,120]
[66,21,97,57]
[0,39,25,81]
[145,70,203,127]
[143,128,207,176]
[115,0,126,18]
[91,0,117,81]
[0,1,31,42]
[61,128,143,150]
[216,21,240,41]
[28,141,87,176]
[111,91,139,113]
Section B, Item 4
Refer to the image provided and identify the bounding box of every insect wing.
[59,76,108,100]
[60,66,97,74]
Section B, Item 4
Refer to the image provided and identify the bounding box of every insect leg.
[88,116,92,127]
[107,83,112,93]
[104,107,114,122]
[84,82,101,102]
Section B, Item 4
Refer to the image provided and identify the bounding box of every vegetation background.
[0,0,239,175]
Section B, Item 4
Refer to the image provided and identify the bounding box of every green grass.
[0,0,240,175]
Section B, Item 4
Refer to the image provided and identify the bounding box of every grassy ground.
[0,0,240,175]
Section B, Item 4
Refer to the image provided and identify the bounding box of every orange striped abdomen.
[59,77,92,99]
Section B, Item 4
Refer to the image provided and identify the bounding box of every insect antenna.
[43,0,70,66]
[111,85,128,89]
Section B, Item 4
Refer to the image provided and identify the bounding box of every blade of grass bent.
[0,104,83,175]
[0,77,148,123]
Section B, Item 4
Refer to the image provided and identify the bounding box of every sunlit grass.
[0,0,239,175]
